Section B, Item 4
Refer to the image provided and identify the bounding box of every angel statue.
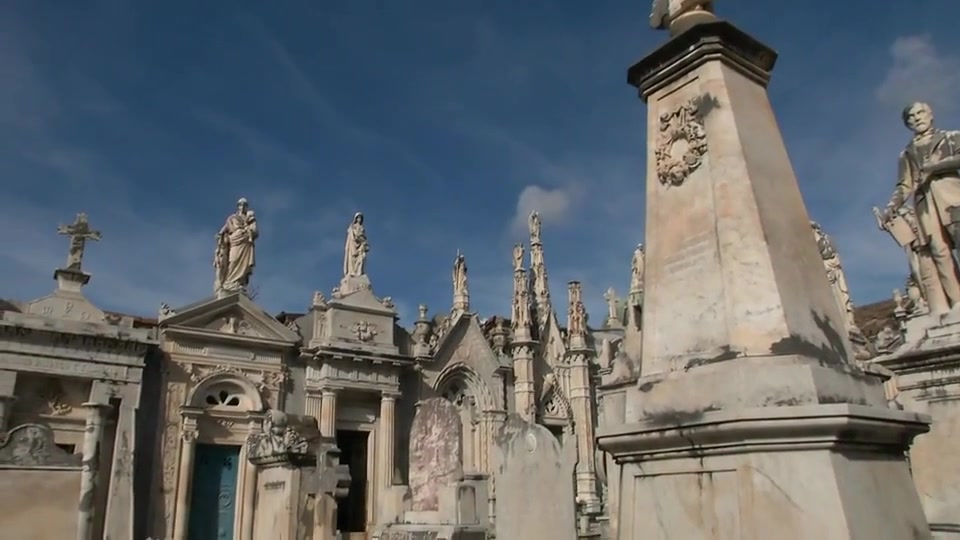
[214,198,258,296]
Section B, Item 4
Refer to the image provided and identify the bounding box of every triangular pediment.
[25,291,105,323]
[162,293,300,344]
[432,315,501,375]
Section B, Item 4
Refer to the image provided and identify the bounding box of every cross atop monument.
[57,213,101,272]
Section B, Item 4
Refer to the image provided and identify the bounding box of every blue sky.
[2,0,960,325]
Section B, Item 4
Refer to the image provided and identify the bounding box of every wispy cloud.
[875,35,960,113]
[509,185,575,236]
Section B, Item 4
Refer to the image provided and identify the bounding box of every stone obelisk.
[596,5,932,539]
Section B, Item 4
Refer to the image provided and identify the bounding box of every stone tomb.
[374,398,490,540]
[0,212,157,540]
[493,415,577,540]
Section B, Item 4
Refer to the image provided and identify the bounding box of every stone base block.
[371,524,487,540]
[598,404,931,539]
[625,355,892,424]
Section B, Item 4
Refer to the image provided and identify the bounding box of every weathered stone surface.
[0,469,81,539]
[0,423,81,466]
[493,416,576,540]
[409,398,463,512]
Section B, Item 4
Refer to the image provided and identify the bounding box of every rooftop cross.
[57,213,101,271]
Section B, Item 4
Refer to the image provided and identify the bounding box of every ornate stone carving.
[511,269,532,332]
[811,221,861,335]
[0,424,80,466]
[380,296,395,309]
[350,321,379,342]
[654,99,708,187]
[158,303,176,321]
[567,281,588,340]
[246,410,311,465]
[181,429,198,443]
[214,198,258,296]
[57,212,101,272]
[343,212,369,278]
[312,291,328,308]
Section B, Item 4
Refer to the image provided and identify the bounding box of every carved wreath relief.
[654,98,708,187]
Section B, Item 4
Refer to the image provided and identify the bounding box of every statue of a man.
[453,250,468,295]
[343,213,369,278]
[512,243,524,272]
[630,244,645,293]
[883,102,960,313]
[215,198,258,295]
[811,222,859,333]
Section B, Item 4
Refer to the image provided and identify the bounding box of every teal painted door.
[188,444,240,540]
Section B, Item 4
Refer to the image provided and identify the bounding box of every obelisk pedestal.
[596,19,931,540]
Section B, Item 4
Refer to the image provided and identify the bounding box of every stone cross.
[57,213,101,271]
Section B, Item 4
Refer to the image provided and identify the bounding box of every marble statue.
[214,198,258,295]
[512,243,525,272]
[881,102,960,312]
[343,212,369,278]
[630,244,645,293]
[529,211,542,244]
[811,222,859,333]
[650,0,716,35]
[57,213,101,272]
[453,250,468,296]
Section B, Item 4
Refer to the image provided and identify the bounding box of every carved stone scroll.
[654,98,708,187]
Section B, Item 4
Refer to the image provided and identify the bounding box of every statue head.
[903,102,934,135]
[267,409,288,436]
[237,198,249,213]
[353,212,364,225]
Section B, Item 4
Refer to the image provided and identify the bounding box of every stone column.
[76,402,111,540]
[0,369,17,432]
[305,389,323,420]
[510,268,537,421]
[172,409,201,540]
[103,386,137,540]
[319,387,338,438]
[377,391,398,490]
[567,349,600,513]
[240,420,261,540]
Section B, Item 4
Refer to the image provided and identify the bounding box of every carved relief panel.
[654,97,708,187]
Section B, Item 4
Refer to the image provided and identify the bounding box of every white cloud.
[875,35,960,113]
[509,185,576,236]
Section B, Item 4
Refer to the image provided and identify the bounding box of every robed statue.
[650,0,716,36]
[529,211,542,244]
[811,222,859,333]
[453,250,468,296]
[215,198,258,295]
[343,212,369,278]
[630,244,645,293]
[512,243,525,272]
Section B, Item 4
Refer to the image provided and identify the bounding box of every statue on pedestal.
[214,198,258,295]
[879,102,960,314]
[453,250,468,297]
[650,0,717,36]
[630,244,645,294]
[343,212,369,278]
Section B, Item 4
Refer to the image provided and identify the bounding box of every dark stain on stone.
[646,405,719,427]
[693,93,721,119]
[638,379,661,393]
[769,310,850,366]
[684,346,741,370]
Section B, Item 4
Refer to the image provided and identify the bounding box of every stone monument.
[870,102,960,535]
[452,251,470,314]
[596,5,931,538]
